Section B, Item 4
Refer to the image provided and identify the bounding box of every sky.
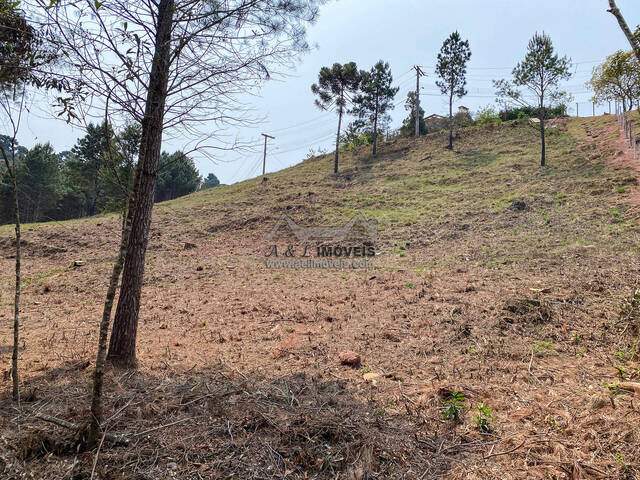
[12,0,640,185]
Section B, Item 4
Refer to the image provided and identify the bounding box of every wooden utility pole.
[414,65,425,138]
[261,133,275,182]
[576,102,579,117]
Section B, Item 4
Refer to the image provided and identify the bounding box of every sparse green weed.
[443,391,466,421]
[472,403,494,432]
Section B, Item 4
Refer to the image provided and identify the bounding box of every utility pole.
[592,102,595,116]
[414,65,425,138]
[576,102,579,117]
[261,133,275,182]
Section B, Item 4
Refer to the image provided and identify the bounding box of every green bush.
[475,106,501,125]
[500,104,567,121]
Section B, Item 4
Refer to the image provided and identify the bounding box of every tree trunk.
[448,93,453,150]
[88,216,129,442]
[334,105,342,174]
[608,0,640,64]
[107,0,174,368]
[1,144,21,402]
[540,113,546,167]
[88,159,142,443]
[539,87,546,167]
[372,98,378,156]
[10,165,20,402]
[11,176,20,401]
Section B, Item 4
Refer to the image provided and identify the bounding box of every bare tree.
[32,0,324,370]
[1,0,61,401]
[0,89,25,403]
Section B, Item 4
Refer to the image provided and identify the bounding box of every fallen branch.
[483,439,527,460]
[132,417,191,437]
[90,430,107,480]
[618,382,640,399]
[34,412,130,445]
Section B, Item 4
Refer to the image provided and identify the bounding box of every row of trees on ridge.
[0,126,216,226]
[312,30,575,168]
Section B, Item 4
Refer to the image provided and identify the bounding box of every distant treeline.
[0,123,220,225]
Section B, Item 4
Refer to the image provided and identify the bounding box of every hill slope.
[1,116,640,479]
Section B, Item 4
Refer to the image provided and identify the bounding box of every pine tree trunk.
[11,166,20,402]
[448,94,454,150]
[334,104,343,174]
[540,91,546,167]
[88,159,142,443]
[107,0,174,368]
[88,215,129,442]
[373,90,379,157]
[1,144,21,402]
[540,113,546,167]
[373,107,378,157]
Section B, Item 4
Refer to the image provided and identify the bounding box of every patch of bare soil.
[573,117,640,207]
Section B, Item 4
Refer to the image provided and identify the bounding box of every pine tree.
[155,152,202,202]
[352,61,399,155]
[311,62,361,173]
[66,123,116,216]
[201,173,220,189]
[17,144,60,223]
[494,32,571,166]
[435,32,471,150]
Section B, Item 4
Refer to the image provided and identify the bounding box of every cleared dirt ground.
[1,115,640,479]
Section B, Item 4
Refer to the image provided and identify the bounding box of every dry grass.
[1,115,640,479]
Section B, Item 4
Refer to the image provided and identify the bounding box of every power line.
[269,111,334,133]
[274,131,336,155]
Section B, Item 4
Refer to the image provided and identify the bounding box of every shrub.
[475,105,501,125]
[500,104,567,121]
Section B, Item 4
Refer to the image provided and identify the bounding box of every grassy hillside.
[1,115,640,479]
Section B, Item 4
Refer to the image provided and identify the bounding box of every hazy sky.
[13,0,640,185]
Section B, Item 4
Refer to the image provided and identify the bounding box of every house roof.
[424,114,445,120]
